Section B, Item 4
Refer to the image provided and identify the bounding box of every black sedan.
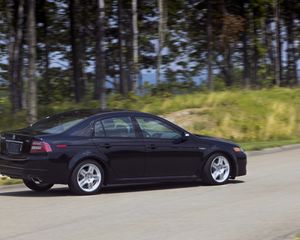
[0,110,246,195]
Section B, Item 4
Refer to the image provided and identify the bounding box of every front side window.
[94,117,136,138]
[136,117,181,139]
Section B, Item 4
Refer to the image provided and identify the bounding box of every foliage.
[1,88,300,145]
[0,176,22,186]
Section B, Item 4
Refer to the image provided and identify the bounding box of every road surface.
[0,147,299,240]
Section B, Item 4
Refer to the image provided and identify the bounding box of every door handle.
[103,143,111,149]
[146,144,156,150]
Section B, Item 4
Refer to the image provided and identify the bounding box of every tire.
[202,153,231,185]
[23,179,54,192]
[68,160,104,195]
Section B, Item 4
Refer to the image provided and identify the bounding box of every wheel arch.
[202,150,238,179]
[68,152,110,185]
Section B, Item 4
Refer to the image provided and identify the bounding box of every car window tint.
[70,123,93,137]
[94,121,105,137]
[136,117,181,139]
[29,111,91,134]
[101,117,135,138]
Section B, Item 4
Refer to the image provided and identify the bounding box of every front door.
[135,116,202,178]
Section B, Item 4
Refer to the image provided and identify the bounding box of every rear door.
[92,115,146,180]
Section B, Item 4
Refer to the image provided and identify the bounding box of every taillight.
[30,140,52,153]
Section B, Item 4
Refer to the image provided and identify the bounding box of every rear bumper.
[0,154,69,184]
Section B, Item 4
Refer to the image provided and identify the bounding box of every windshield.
[28,111,90,134]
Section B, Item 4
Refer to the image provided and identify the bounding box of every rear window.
[28,112,90,134]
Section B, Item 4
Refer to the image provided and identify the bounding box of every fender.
[200,145,239,178]
[68,150,109,172]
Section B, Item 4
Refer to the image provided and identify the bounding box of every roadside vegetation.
[0,176,22,186]
[1,87,300,151]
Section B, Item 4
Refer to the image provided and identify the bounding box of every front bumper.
[235,152,247,176]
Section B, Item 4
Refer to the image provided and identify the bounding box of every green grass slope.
[1,87,300,150]
[108,88,300,149]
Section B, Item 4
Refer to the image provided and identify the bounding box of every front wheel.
[68,160,104,195]
[202,153,231,185]
[23,179,54,192]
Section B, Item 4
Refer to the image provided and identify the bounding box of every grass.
[2,87,300,143]
[0,176,22,186]
[241,138,300,151]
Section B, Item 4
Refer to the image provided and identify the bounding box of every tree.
[95,0,106,109]
[156,0,167,84]
[118,0,127,95]
[5,0,24,114]
[284,0,298,85]
[241,1,250,88]
[206,0,213,90]
[131,0,139,93]
[69,0,85,102]
[27,0,37,123]
[274,0,281,86]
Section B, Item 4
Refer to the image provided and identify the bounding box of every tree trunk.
[69,0,83,102]
[206,0,213,91]
[286,3,298,86]
[156,0,166,84]
[5,0,24,114]
[42,0,51,104]
[220,0,233,87]
[118,0,127,95]
[125,18,133,92]
[131,0,139,93]
[5,0,16,114]
[79,0,87,98]
[252,6,259,87]
[27,0,37,123]
[265,15,274,83]
[274,0,281,86]
[241,1,250,88]
[17,28,25,109]
[95,0,106,109]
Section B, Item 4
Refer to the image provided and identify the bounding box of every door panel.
[144,138,202,177]
[92,116,146,179]
[135,116,203,178]
[93,138,146,179]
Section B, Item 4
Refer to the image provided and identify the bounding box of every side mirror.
[173,132,190,144]
[184,132,190,138]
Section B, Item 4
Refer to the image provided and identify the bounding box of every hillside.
[1,88,300,150]
[108,88,300,149]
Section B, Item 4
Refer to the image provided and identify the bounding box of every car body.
[0,110,247,194]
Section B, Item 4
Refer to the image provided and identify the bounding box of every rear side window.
[94,121,105,137]
[94,117,136,138]
[29,112,89,134]
[70,123,93,137]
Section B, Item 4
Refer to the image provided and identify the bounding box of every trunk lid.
[0,129,49,156]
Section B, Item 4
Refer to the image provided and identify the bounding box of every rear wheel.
[68,160,104,195]
[23,178,54,192]
[202,153,231,185]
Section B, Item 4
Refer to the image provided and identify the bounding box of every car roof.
[49,109,144,118]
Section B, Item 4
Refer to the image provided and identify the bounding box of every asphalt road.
[0,148,300,240]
